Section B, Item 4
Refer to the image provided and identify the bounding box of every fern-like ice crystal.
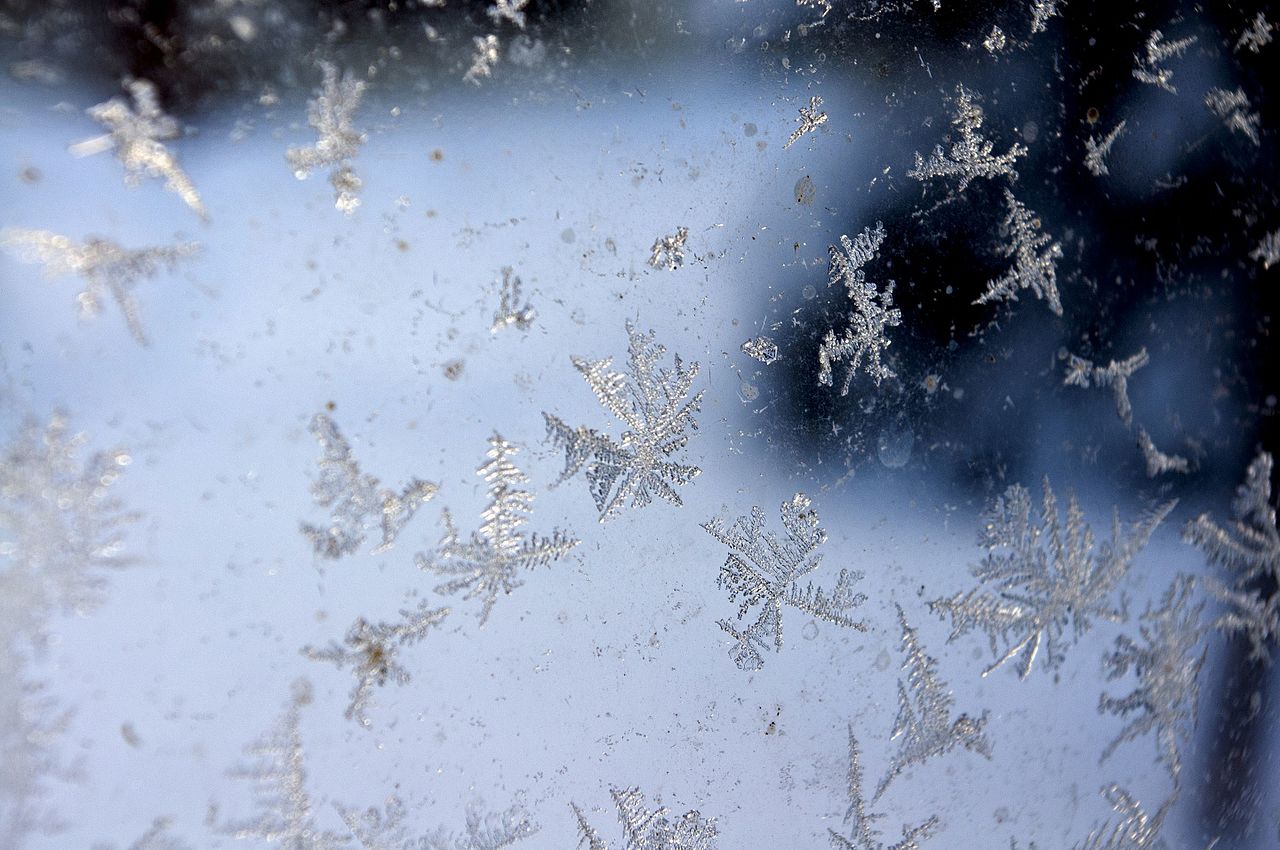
[1204,87,1261,146]
[1063,348,1149,429]
[1132,30,1196,94]
[1251,229,1280,269]
[339,795,537,849]
[703,493,868,671]
[828,725,938,850]
[287,62,367,214]
[649,227,690,271]
[544,322,703,522]
[1136,428,1188,477]
[491,267,535,332]
[1235,12,1273,53]
[908,85,1027,191]
[570,786,718,850]
[974,190,1063,316]
[785,96,828,149]
[929,478,1175,679]
[1073,786,1172,850]
[1084,121,1126,177]
[817,222,902,394]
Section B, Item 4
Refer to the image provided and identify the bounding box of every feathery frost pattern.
[1084,121,1126,177]
[974,190,1063,316]
[929,478,1175,679]
[416,435,578,625]
[1184,452,1279,662]
[339,795,538,849]
[81,77,206,219]
[874,605,990,802]
[287,62,367,214]
[828,726,938,850]
[1063,348,1149,429]
[785,96,828,149]
[94,818,192,850]
[1098,576,1205,782]
[907,85,1027,191]
[817,223,902,394]
[301,602,450,727]
[702,493,868,671]
[544,322,703,522]
[1236,12,1273,52]
[1073,786,1172,850]
[1136,428,1188,477]
[570,787,718,850]
[300,413,439,559]
[491,267,535,332]
[1251,229,1280,269]
[2,229,199,345]
[649,227,690,270]
[1132,30,1196,93]
[1203,87,1261,146]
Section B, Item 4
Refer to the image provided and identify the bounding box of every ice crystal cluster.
[874,605,990,802]
[973,190,1063,316]
[339,795,537,849]
[1063,348,1149,428]
[817,223,902,394]
[741,336,778,365]
[300,413,439,559]
[702,493,868,671]
[828,726,938,850]
[1132,30,1196,94]
[2,229,199,345]
[287,62,367,214]
[1029,0,1061,35]
[1074,786,1172,850]
[1084,121,1126,177]
[1098,576,1205,782]
[491,267,536,332]
[908,86,1027,192]
[929,478,1175,679]
[1203,87,1261,145]
[93,818,192,850]
[648,227,690,271]
[80,77,206,219]
[1185,452,1279,662]
[785,96,828,149]
[1135,428,1189,477]
[544,322,703,522]
[301,602,449,727]
[416,435,578,625]
[571,786,718,850]
[1250,228,1280,269]
[464,35,502,85]
[1236,12,1273,52]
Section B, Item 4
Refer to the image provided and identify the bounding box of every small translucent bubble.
[802,284,817,300]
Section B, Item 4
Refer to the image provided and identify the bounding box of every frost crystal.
[340,795,537,849]
[491,267,536,332]
[741,336,779,365]
[1132,30,1196,94]
[1098,575,1204,782]
[1084,121,1126,177]
[1029,0,1061,35]
[908,85,1027,191]
[544,322,703,522]
[648,227,690,271]
[464,35,502,85]
[1250,229,1280,269]
[302,602,450,727]
[1184,452,1279,662]
[785,96,828,149]
[974,190,1063,316]
[983,26,1007,54]
[1136,428,1188,477]
[2,229,199,345]
[828,726,938,850]
[416,435,578,625]
[300,413,439,560]
[1236,12,1273,53]
[1074,786,1172,850]
[287,62,367,214]
[220,680,354,849]
[703,493,868,671]
[875,605,990,802]
[817,223,902,394]
[487,0,530,28]
[929,478,1175,679]
[1203,87,1261,146]
[570,787,718,850]
[94,817,192,850]
[81,77,206,219]
[1063,348,1149,429]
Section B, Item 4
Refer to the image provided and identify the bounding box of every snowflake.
[570,786,718,850]
[487,0,530,28]
[828,725,939,850]
[1136,428,1188,477]
[1073,786,1172,850]
[929,477,1175,679]
[648,227,690,271]
[416,435,578,625]
[908,85,1027,192]
[1063,348,1149,429]
[874,604,991,802]
[287,62,367,214]
[300,413,439,560]
[1029,0,1061,35]
[1235,12,1272,53]
[1084,121,1126,177]
[302,602,450,727]
[93,818,192,850]
[544,322,703,522]
[1184,452,1279,662]
[491,267,535,332]
[1132,30,1196,94]
[983,26,1007,54]
[464,35,502,85]
[785,96,828,149]
[79,77,206,219]
[703,493,868,671]
[1251,229,1280,269]
[218,680,354,850]
[817,223,902,394]
[1203,87,1261,146]
[741,336,778,365]
[2,229,199,345]
[339,795,538,849]
[1098,575,1205,782]
[974,189,1063,316]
